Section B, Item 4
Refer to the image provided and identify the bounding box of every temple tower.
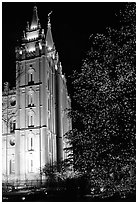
[13,6,71,182]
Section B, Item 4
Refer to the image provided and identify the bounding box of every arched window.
[48,114,51,130]
[10,120,16,133]
[47,77,50,91]
[48,97,50,111]
[28,131,34,151]
[28,65,35,85]
[28,153,34,173]
[28,110,35,127]
[28,88,34,107]
[9,153,15,174]
[9,159,15,174]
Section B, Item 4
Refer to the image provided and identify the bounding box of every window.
[28,154,34,173]
[31,160,33,172]
[48,116,51,130]
[47,77,50,91]
[30,95,33,105]
[10,121,16,133]
[28,89,35,107]
[28,73,34,85]
[30,137,33,150]
[28,115,34,127]
[28,65,34,85]
[31,73,33,82]
[48,97,50,111]
[9,159,15,174]
[28,131,34,151]
[28,110,34,127]
[28,136,34,151]
[31,116,33,126]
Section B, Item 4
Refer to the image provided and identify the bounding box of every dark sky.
[2,2,125,89]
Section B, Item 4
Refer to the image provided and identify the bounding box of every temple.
[2,6,72,185]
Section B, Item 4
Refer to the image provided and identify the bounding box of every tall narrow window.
[31,160,33,172]
[31,73,33,82]
[10,120,16,133]
[28,131,34,151]
[28,65,34,85]
[30,96,33,104]
[31,115,33,126]
[9,160,12,174]
[48,116,51,130]
[28,89,34,107]
[47,77,50,91]
[9,159,15,174]
[48,97,50,111]
[28,110,35,127]
[28,72,34,85]
[28,154,34,173]
[28,137,33,150]
[31,137,33,148]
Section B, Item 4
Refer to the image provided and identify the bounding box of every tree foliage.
[65,3,136,194]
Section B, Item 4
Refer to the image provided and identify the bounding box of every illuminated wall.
[2,6,71,184]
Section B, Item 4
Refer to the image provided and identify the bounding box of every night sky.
[2,2,125,90]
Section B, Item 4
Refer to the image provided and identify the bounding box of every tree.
[65,3,135,196]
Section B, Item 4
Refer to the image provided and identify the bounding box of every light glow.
[27,42,36,52]
[48,46,52,51]
[55,65,58,70]
[30,25,37,30]
[39,43,42,50]
[28,47,35,52]
[27,30,38,41]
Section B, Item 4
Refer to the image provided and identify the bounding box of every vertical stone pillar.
[55,67,63,170]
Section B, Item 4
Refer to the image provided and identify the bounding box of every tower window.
[31,137,33,148]
[10,121,16,133]
[31,96,33,104]
[31,116,33,126]
[48,97,50,111]
[28,89,35,107]
[31,160,33,172]
[28,72,34,85]
[28,111,35,127]
[28,131,34,151]
[9,159,15,174]
[28,65,35,85]
[28,136,34,151]
[31,73,33,82]
[47,78,50,91]
[48,116,51,130]
[28,155,34,173]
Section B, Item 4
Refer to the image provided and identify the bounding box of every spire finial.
[48,11,53,27]
[30,5,39,30]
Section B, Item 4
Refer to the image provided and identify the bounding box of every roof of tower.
[30,6,39,30]
[46,11,54,50]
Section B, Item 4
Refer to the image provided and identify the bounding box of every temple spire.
[30,6,39,30]
[46,11,54,50]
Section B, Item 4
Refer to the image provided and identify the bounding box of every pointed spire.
[30,6,39,30]
[46,11,54,50]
